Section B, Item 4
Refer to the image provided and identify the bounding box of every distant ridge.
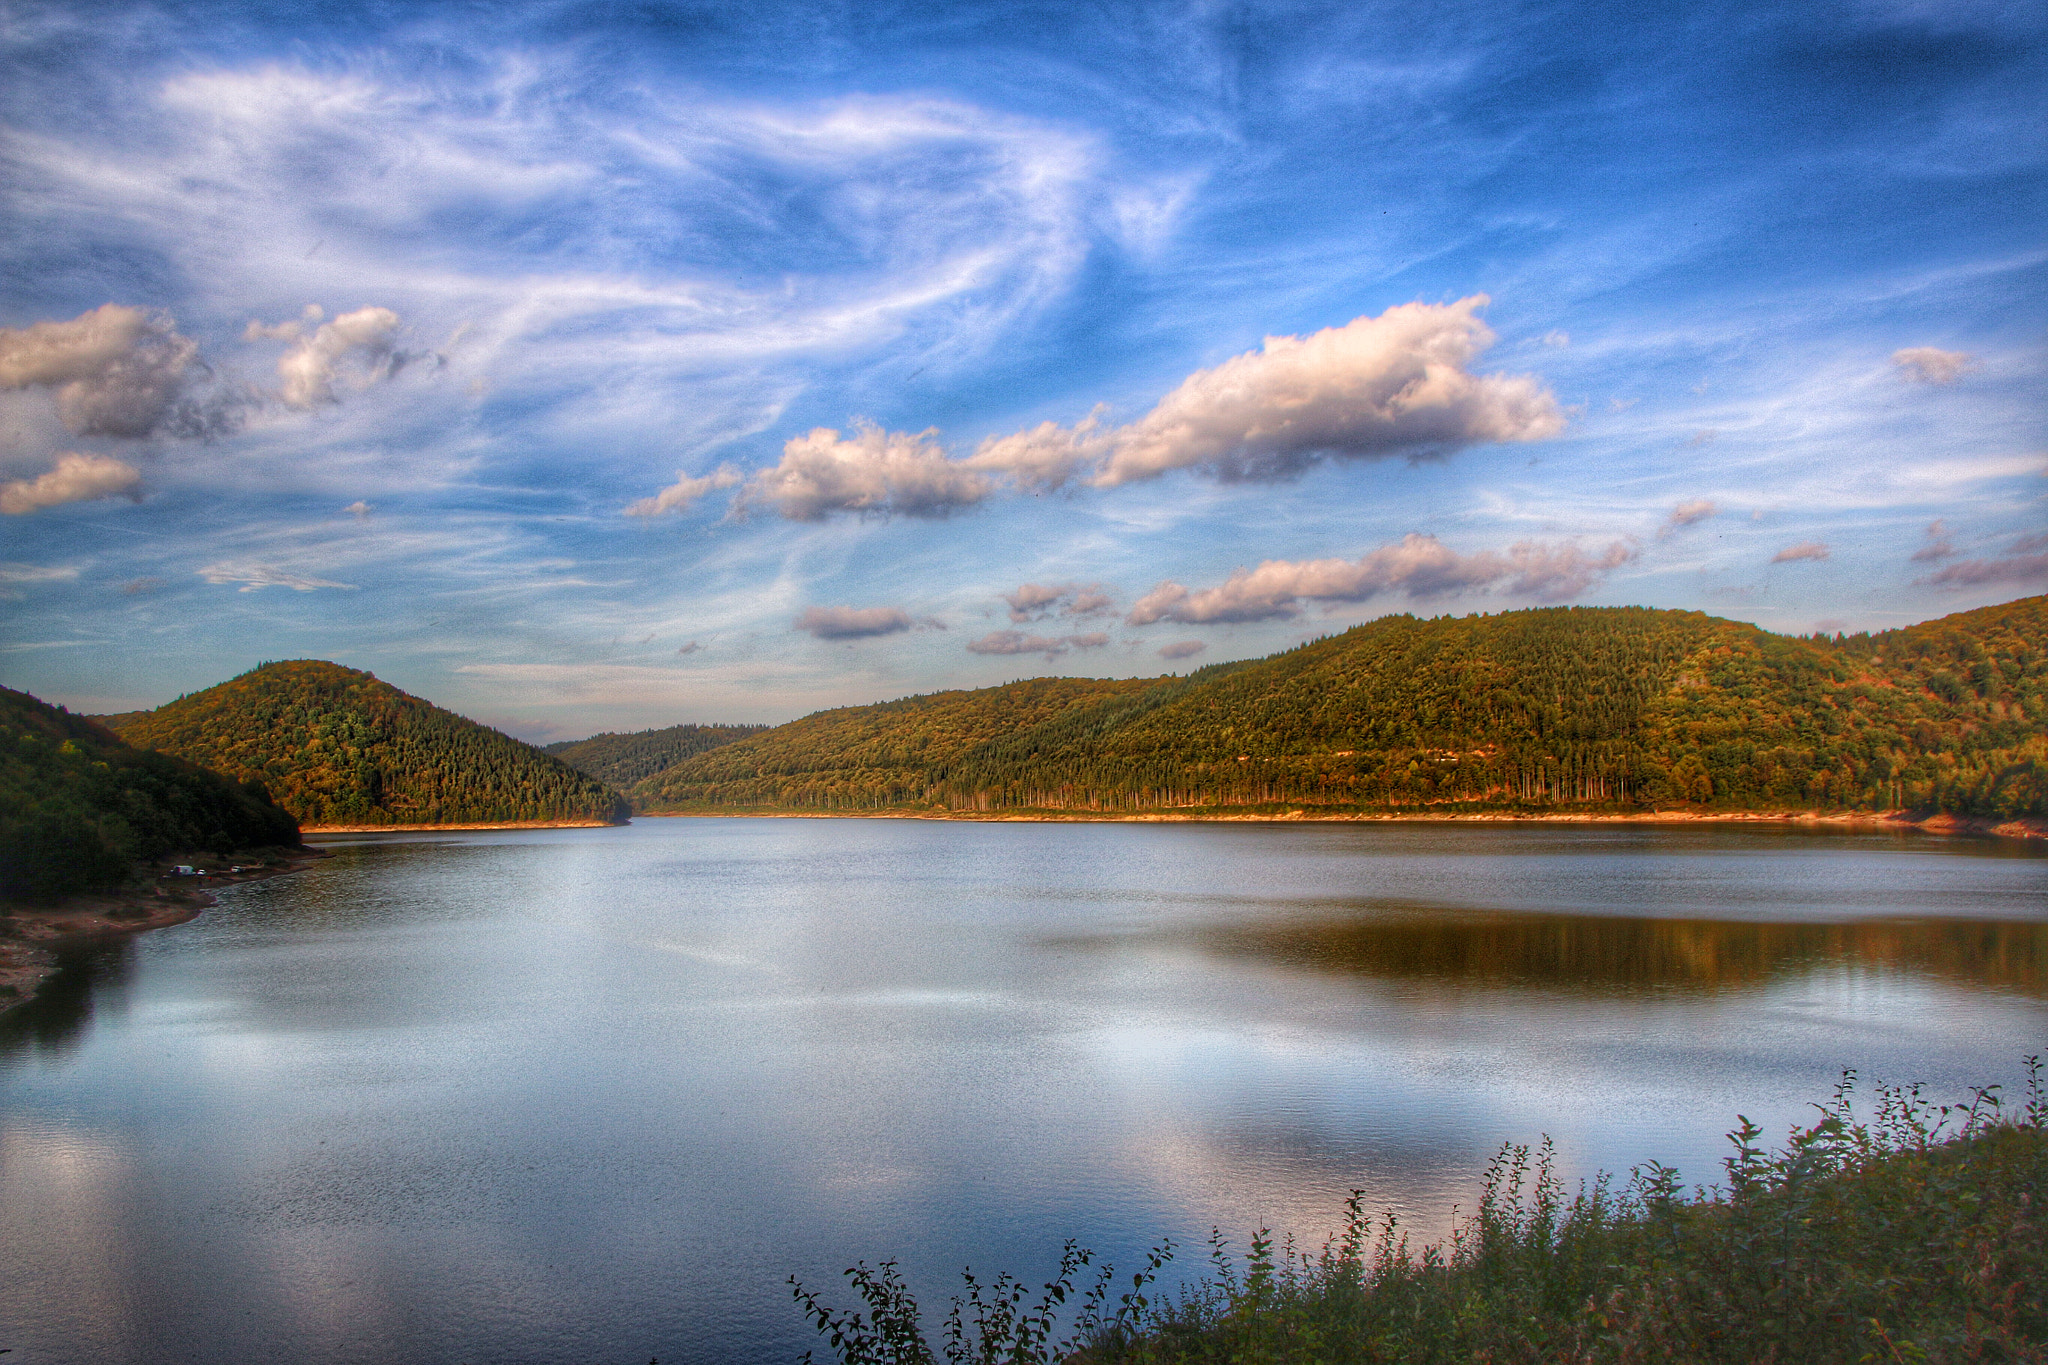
[633,596,2047,820]
[544,723,768,789]
[1,686,299,901]
[104,661,628,828]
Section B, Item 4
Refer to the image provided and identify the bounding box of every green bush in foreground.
[795,1062,2047,1364]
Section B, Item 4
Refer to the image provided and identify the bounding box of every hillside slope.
[635,597,2047,818]
[106,662,628,828]
[544,723,767,788]
[1,687,300,900]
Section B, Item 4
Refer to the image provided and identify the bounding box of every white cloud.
[0,452,143,514]
[0,563,81,585]
[0,304,200,438]
[197,562,357,592]
[1909,519,1954,562]
[1159,639,1206,660]
[1891,347,1976,385]
[793,604,914,639]
[271,306,403,407]
[1127,533,1637,624]
[344,500,374,518]
[720,298,1564,519]
[625,465,743,518]
[1001,581,1116,621]
[1770,541,1830,563]
[738,424,994,519]
[965,628,1110,659]
[1918,553,2048,588]
[1663,498,1717,535]
[245,304,326,343]
[977,297,1565,488]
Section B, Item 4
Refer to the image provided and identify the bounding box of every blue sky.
[1,0,2042,738]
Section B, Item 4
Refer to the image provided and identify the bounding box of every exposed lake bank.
[301,818,622,833]
[641,807,2048,840]
[0,848,325,1013]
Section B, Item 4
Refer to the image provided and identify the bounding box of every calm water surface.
[1,819,2043,1363]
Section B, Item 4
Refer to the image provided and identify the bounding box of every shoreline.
[0,848,326,1015]
[302,819,622,833]
[637,807,2048,840]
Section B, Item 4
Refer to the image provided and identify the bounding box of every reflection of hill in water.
[1201,912,2048,995]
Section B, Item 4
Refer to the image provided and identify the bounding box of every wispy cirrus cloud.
[1127,533,1637,625]
[197,562,358,592]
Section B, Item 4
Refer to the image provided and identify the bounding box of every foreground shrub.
[795,1061,2047,1364]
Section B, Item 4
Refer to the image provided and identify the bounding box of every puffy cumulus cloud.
[793,604,914,639]
[965,410,1114,492]
[1909,520,1955,563]
[1892,347,1976,385]
[702,300,1562,519]
[270,307,403,407]
[344,500,374,518]
[197,562,357,592]
[1159,640,1207,660]
[1127,533,1637,625]
[966,628,1110,660]
[738,423,994,520]
[975,297,1564,489]
[1771,541,1830,564]
[0,452,143,514]
[1002,581,1115,621]
[1661,499,1717,536]
[625,465,744,518]
[0,304,201,438]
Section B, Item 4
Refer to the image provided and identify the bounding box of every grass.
[793,1061,2047,1364]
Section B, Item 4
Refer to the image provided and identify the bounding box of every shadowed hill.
[104,661,628,828]
[1,687,300,901]
[635,597,2047,818]
[544,723,768,788]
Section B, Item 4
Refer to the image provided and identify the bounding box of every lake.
[1,818,2043,1364]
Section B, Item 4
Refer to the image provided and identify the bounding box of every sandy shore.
[640,807,2048,840]
[0,849,326,1015]
[303,819,622,833]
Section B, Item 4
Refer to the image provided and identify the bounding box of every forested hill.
[1,687,300,901]
[634,596,2047,820]
[104,661,629,828]
[544,723,767,788]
